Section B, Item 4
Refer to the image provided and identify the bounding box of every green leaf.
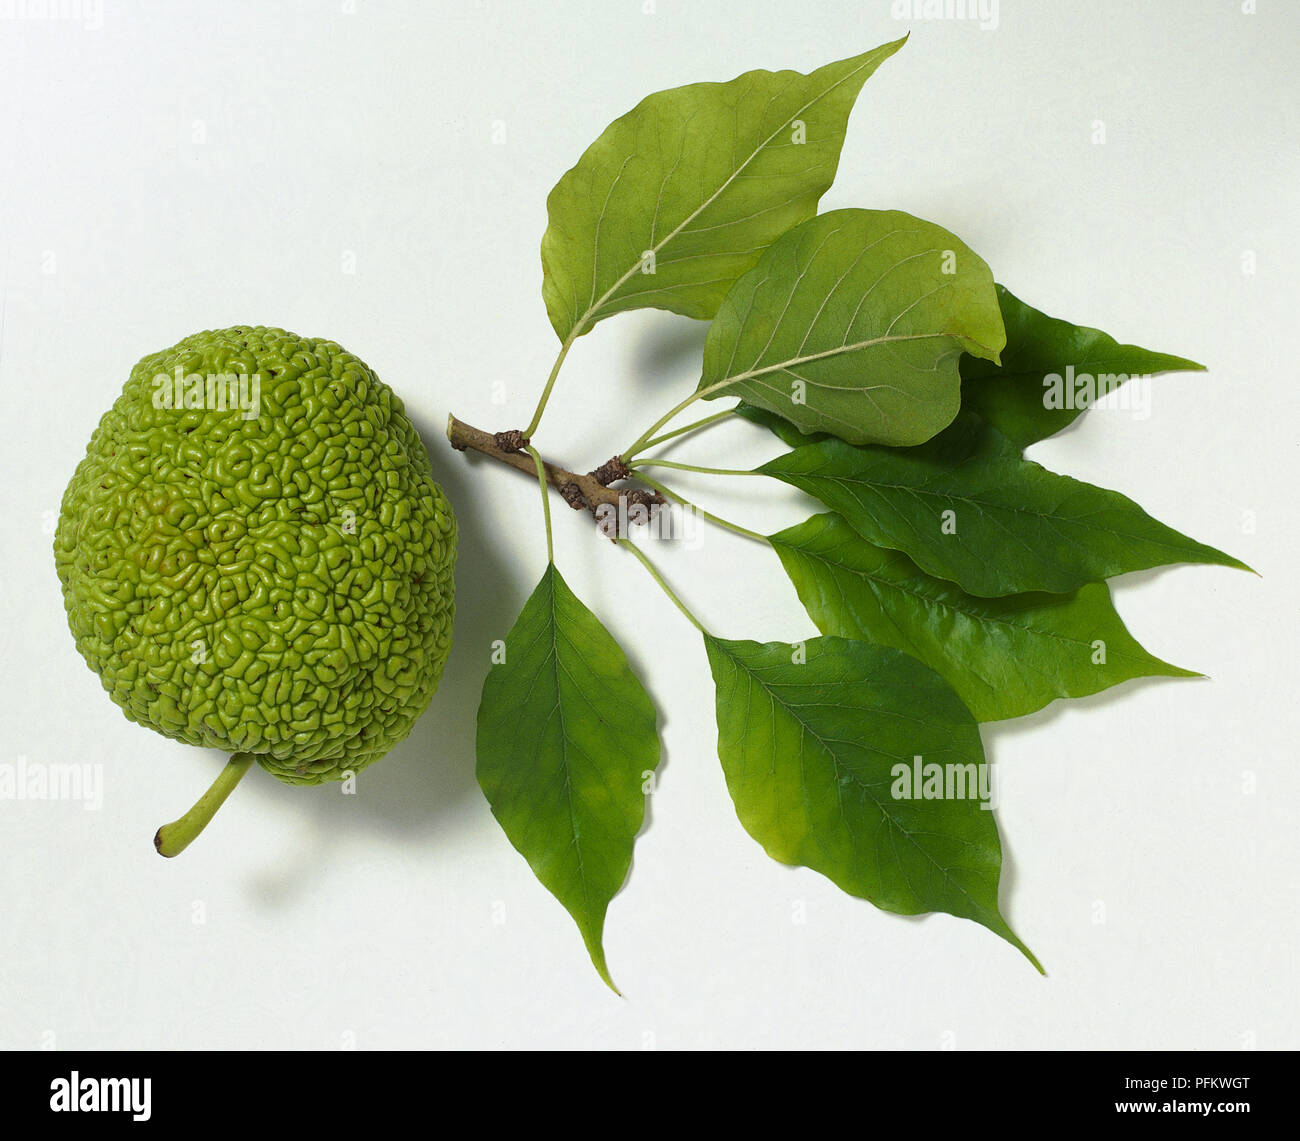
[702,633,1039,968]
[760,413,1249,596]
[476,563,660,992]
[962,285,1206,447]
[699,208,1005,445]
[770,512,1198,721]
[540,39,907,342]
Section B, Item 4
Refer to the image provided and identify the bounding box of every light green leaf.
[541,39,907,342]
[703,633,1039,968]
[760,413,1250,596]
[961,285,1206,447]
[476,563,660,992]
[699,209,1005,446]
[770,512,1198,721]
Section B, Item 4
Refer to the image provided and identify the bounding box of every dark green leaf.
[760,414,1249,596]
[961,285,1205,447]
[770,512,1199,721]
[703,633,1040,969]
[477,564,660,991]
[699,209,1005,445]
[541,39,907,342]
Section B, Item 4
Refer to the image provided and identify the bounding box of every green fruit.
[54,326,457,853]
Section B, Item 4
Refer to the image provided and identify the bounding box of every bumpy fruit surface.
[54,327,456,784]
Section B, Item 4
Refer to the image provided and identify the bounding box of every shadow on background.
[630,317,708,392]
[980,563,1208,747]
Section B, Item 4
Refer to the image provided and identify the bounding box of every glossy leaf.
[699,209,1005,445]
[961,285,1205,447]
[770,512,1198,721]
[760,413,1249,596]
[476,564,660,991]
[541,39,907,342]
[703,633,1039,968]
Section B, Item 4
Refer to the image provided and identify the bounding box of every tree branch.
[446,415,664,536]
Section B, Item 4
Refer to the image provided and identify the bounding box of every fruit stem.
[154,752,256,858]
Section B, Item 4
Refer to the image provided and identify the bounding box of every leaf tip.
[991,913,1044,974]
[584,935,623,996]
[866,32,910,59]
[1221,553,1258,577]
[1011,930,1046,976]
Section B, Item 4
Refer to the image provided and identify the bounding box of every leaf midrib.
[713,639,996,921]
[574,51,889,336]
[776,460,1217,562]
[725,330,965,387]
[781,535,1166,668]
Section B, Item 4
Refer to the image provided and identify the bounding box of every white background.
[1,0,1296,1050]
